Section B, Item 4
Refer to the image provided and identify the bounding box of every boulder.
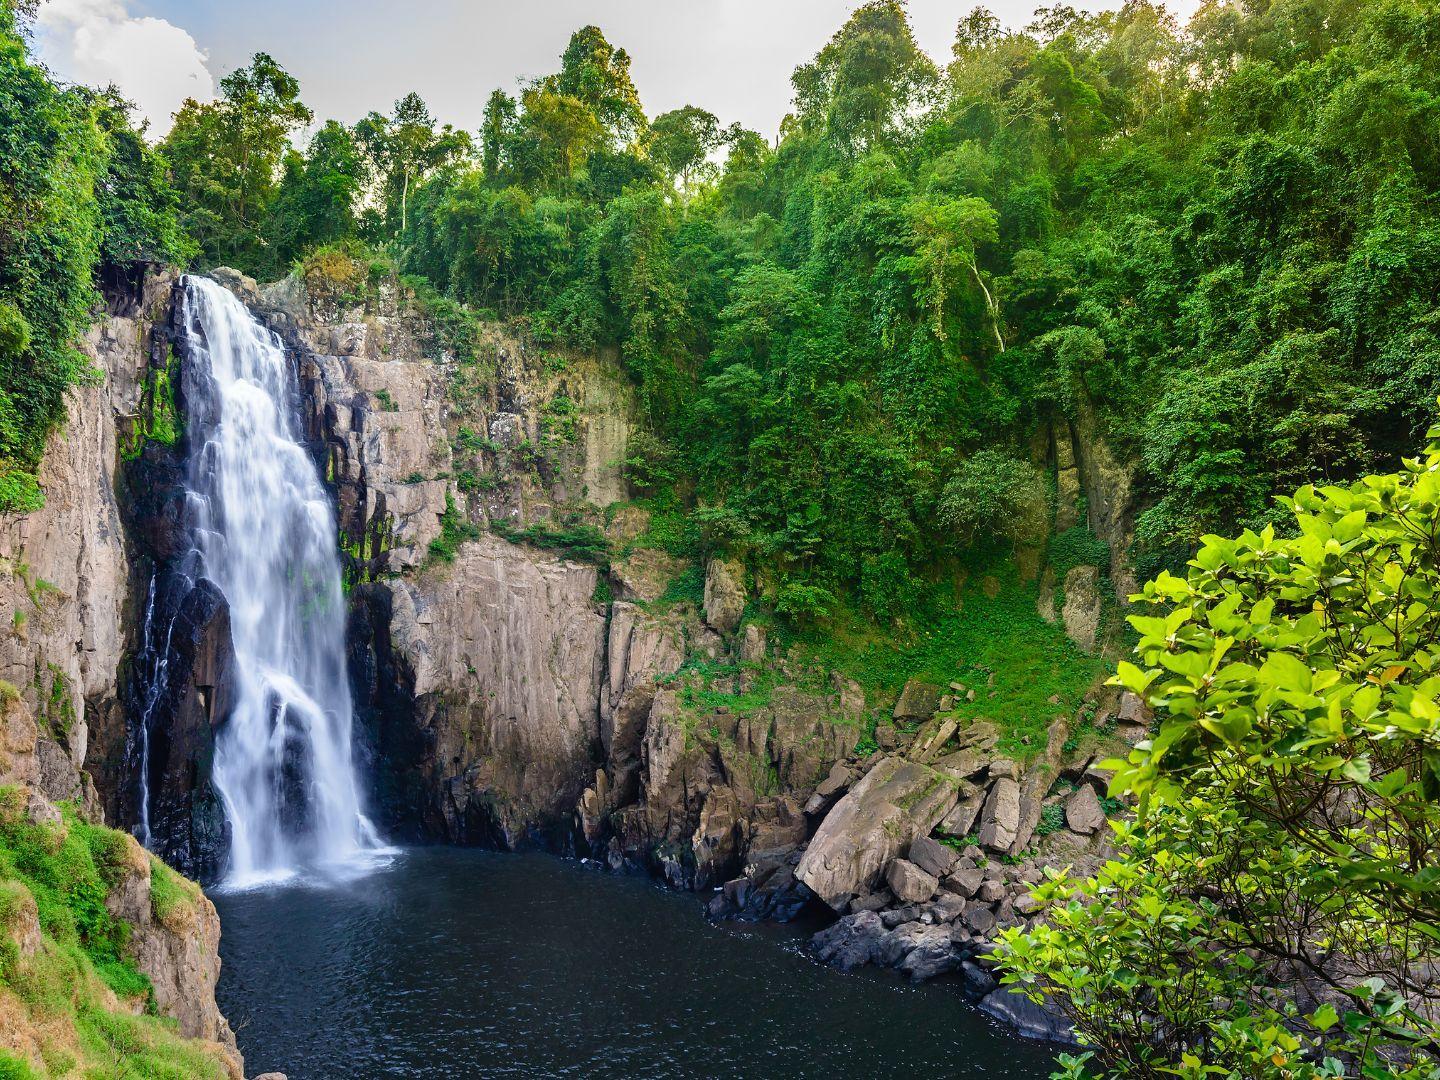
[1117,690,1151,725]
[1065,783,1105,835]
[1061,565,1102,654]
[811,910,887,972]
[908,834,959,879]
[897,924,961,981]
[963,904,997,934]
[881,905,922,929]
[1008,716,1070,857]
[987,758,1019,782]
[796,757,958,910]
[979,988,1076,1044]
[869,921,927,973]
[927,890,966,923]
[937,788,985,837]
[886,858,939,904]
[703,558,746,634]
[960,960,998,997]
[893,680,942,722]
[739,622,768,663]
[976,777,1021,852]
[804,760,854,816]
[943,865,985,898]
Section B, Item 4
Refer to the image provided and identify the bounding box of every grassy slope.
[0,789,227,1080]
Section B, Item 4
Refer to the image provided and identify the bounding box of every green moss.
[34,665,74,739]
[1047,525,1109,579]
[121,350,182,461]
[0,470,44,515]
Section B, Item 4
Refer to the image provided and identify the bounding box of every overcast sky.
[33,0,1204,139]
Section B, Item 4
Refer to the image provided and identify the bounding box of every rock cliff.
[0,268,242,1076]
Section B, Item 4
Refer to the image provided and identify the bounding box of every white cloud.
[33,0,214,136]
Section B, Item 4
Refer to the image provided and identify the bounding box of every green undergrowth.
[612,495,701,559]
[774,556,1105,757]
[0,788,148,1002]
[426,492,481,564]
[490,516,609,565]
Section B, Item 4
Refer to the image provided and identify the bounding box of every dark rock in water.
[874,921,933,967]
[978,988,1076,1044]
[881,903,922,929]
[960,960,998,997]
[897,925,961,981]
[811,910,888,972]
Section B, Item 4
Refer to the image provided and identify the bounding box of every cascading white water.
[178,275,385,886]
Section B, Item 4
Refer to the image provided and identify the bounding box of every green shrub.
[426,492,481,563]
[997,415,1440,1076]
[937,450,1049,549]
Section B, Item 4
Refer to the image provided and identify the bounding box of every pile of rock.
[700,678,1152,1042]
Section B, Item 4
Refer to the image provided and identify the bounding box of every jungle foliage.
[0,5,191,511]
[996,416,1440,1076]
[167,0,1440,613]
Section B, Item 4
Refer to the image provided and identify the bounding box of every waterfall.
[177,275,385,886]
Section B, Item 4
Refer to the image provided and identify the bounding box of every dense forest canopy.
[6,0,1440,617]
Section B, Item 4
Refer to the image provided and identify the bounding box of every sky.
[32,0,1205,139]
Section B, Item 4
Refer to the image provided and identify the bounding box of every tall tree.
[264,119,368,265]
[650,105,724,191]
[357,93,471,234]
[162,52,312,274]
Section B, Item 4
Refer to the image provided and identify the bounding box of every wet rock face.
[111,279,241,881]
[0,268,242,1075]
[131,576,234,880]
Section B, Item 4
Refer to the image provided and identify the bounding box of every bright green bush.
[996,412,1440,1077]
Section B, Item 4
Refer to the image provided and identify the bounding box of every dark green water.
[212,847,1056,1079]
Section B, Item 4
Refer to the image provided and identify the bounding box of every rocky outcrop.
[103,832,240,1062]
[372,535,606,845]
[796,757,957,909]
[702,558,746,635]
[0,276,166,814]
[1061,565,1102,654]
[1071,402,1137,601]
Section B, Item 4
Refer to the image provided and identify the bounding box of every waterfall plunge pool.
[212,847,1057,1079]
